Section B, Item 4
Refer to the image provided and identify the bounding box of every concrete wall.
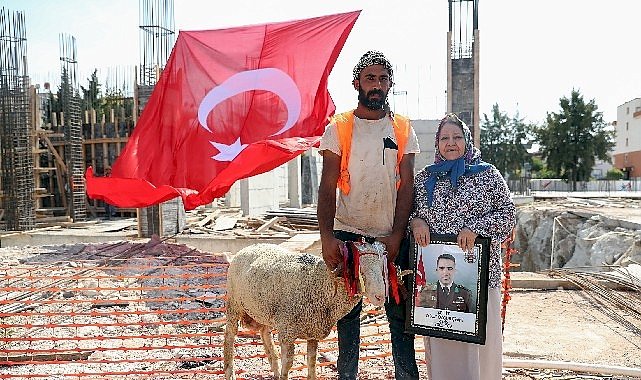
[412,119,439,171]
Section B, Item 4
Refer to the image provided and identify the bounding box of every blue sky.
[3,0,640,123]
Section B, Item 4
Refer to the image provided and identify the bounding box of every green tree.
[606,168,624,180]
[80,69,102,112]
[49,68,70,115]
[536,90,615,188]
[480,104,533,178]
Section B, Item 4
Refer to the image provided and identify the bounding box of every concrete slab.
[0,218,289,255]
[509,271,632,290]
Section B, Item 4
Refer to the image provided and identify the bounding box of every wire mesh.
[0,240,427,379]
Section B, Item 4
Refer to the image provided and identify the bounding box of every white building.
[613,98,641,179]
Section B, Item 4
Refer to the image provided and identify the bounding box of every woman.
[410,113,516,380]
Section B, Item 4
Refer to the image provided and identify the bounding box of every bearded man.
[317,50,421,380]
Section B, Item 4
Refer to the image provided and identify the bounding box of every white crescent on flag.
[197,68,302,161]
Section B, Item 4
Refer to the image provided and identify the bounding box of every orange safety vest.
[332,110,410,195]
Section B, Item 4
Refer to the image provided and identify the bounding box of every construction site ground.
[1,198,640,379]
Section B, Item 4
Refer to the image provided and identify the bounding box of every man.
[317,50,420,380]
[417,253,472,312]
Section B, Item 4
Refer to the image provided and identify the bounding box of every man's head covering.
[353,50,394,83]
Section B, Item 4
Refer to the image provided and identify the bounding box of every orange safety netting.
[501,229,518,334]
[1,240,426,379]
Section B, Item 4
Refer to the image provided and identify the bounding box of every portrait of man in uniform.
[416,253,473,313]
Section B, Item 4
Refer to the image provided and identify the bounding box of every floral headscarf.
[424,113,492,207]
[433,113,482,165]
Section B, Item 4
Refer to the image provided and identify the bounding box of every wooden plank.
[279,232,321,254]
[197,209,221,227]
[39,133,67,172]
[256,216,285,232]
[4,350,93,363]
[213,215,238,231]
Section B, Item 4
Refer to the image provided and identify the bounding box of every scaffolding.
[0,7,36,231]
[59,34,86,222]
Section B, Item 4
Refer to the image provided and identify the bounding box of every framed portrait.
[405,234,491,345]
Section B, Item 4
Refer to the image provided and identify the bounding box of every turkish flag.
[86,11,360,210]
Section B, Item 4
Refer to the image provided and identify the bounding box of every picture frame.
[405,234,491,345]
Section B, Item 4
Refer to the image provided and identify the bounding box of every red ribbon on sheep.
[340,240,401,304]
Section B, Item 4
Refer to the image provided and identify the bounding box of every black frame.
[405,234,491,344]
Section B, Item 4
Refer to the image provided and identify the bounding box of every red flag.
[416,253,426,288]
[86,11,360,210]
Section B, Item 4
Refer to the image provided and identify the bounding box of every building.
[613,98,641,179]
[412,119,440,170]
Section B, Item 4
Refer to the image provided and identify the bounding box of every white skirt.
[424,287,503,380]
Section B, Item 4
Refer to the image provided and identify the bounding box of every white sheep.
[223,242,387,380]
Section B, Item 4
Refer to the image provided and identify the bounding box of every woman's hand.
[458,227,478,252]
[411,218,430,247]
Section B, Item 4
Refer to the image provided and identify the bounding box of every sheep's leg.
[223,309,240,380]
[278,335,296,380]
[259,325,280,378]
[306,339,318,380]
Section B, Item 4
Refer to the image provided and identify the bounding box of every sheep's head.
[352,241,387,307]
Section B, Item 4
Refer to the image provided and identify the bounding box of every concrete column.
[225,182,242,208]
[301,151,318,205]
[288,155,302,208]
[240,178,250,216]
[240,170,279,217]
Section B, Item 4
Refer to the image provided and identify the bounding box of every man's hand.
[458,227,478,252]
[321,235,343,272]
[411,218,430,247]
[377,233,402,263]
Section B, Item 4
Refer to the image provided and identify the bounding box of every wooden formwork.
[32,100,137,224]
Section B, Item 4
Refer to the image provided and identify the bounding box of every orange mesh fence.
[0,240,425,379]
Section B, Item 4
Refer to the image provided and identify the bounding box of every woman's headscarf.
[424,113,492,206]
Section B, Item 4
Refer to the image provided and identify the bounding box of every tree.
[606,168,624,180]
[536,90,614,188]
[80,69,102,112]
[480,104,533,178]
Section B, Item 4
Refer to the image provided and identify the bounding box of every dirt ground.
[501,288,641,379]
[1,239,640,379]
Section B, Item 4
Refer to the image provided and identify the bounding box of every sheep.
[223,242,387,380]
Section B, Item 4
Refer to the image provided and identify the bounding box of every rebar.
[0,7,36,231]
[59,33,86,222]
[449,0,476,59]
[138,0,175,86]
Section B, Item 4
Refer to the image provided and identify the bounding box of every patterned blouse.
[410,166,516,288]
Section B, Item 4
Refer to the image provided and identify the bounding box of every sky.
[2,0,641,124]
